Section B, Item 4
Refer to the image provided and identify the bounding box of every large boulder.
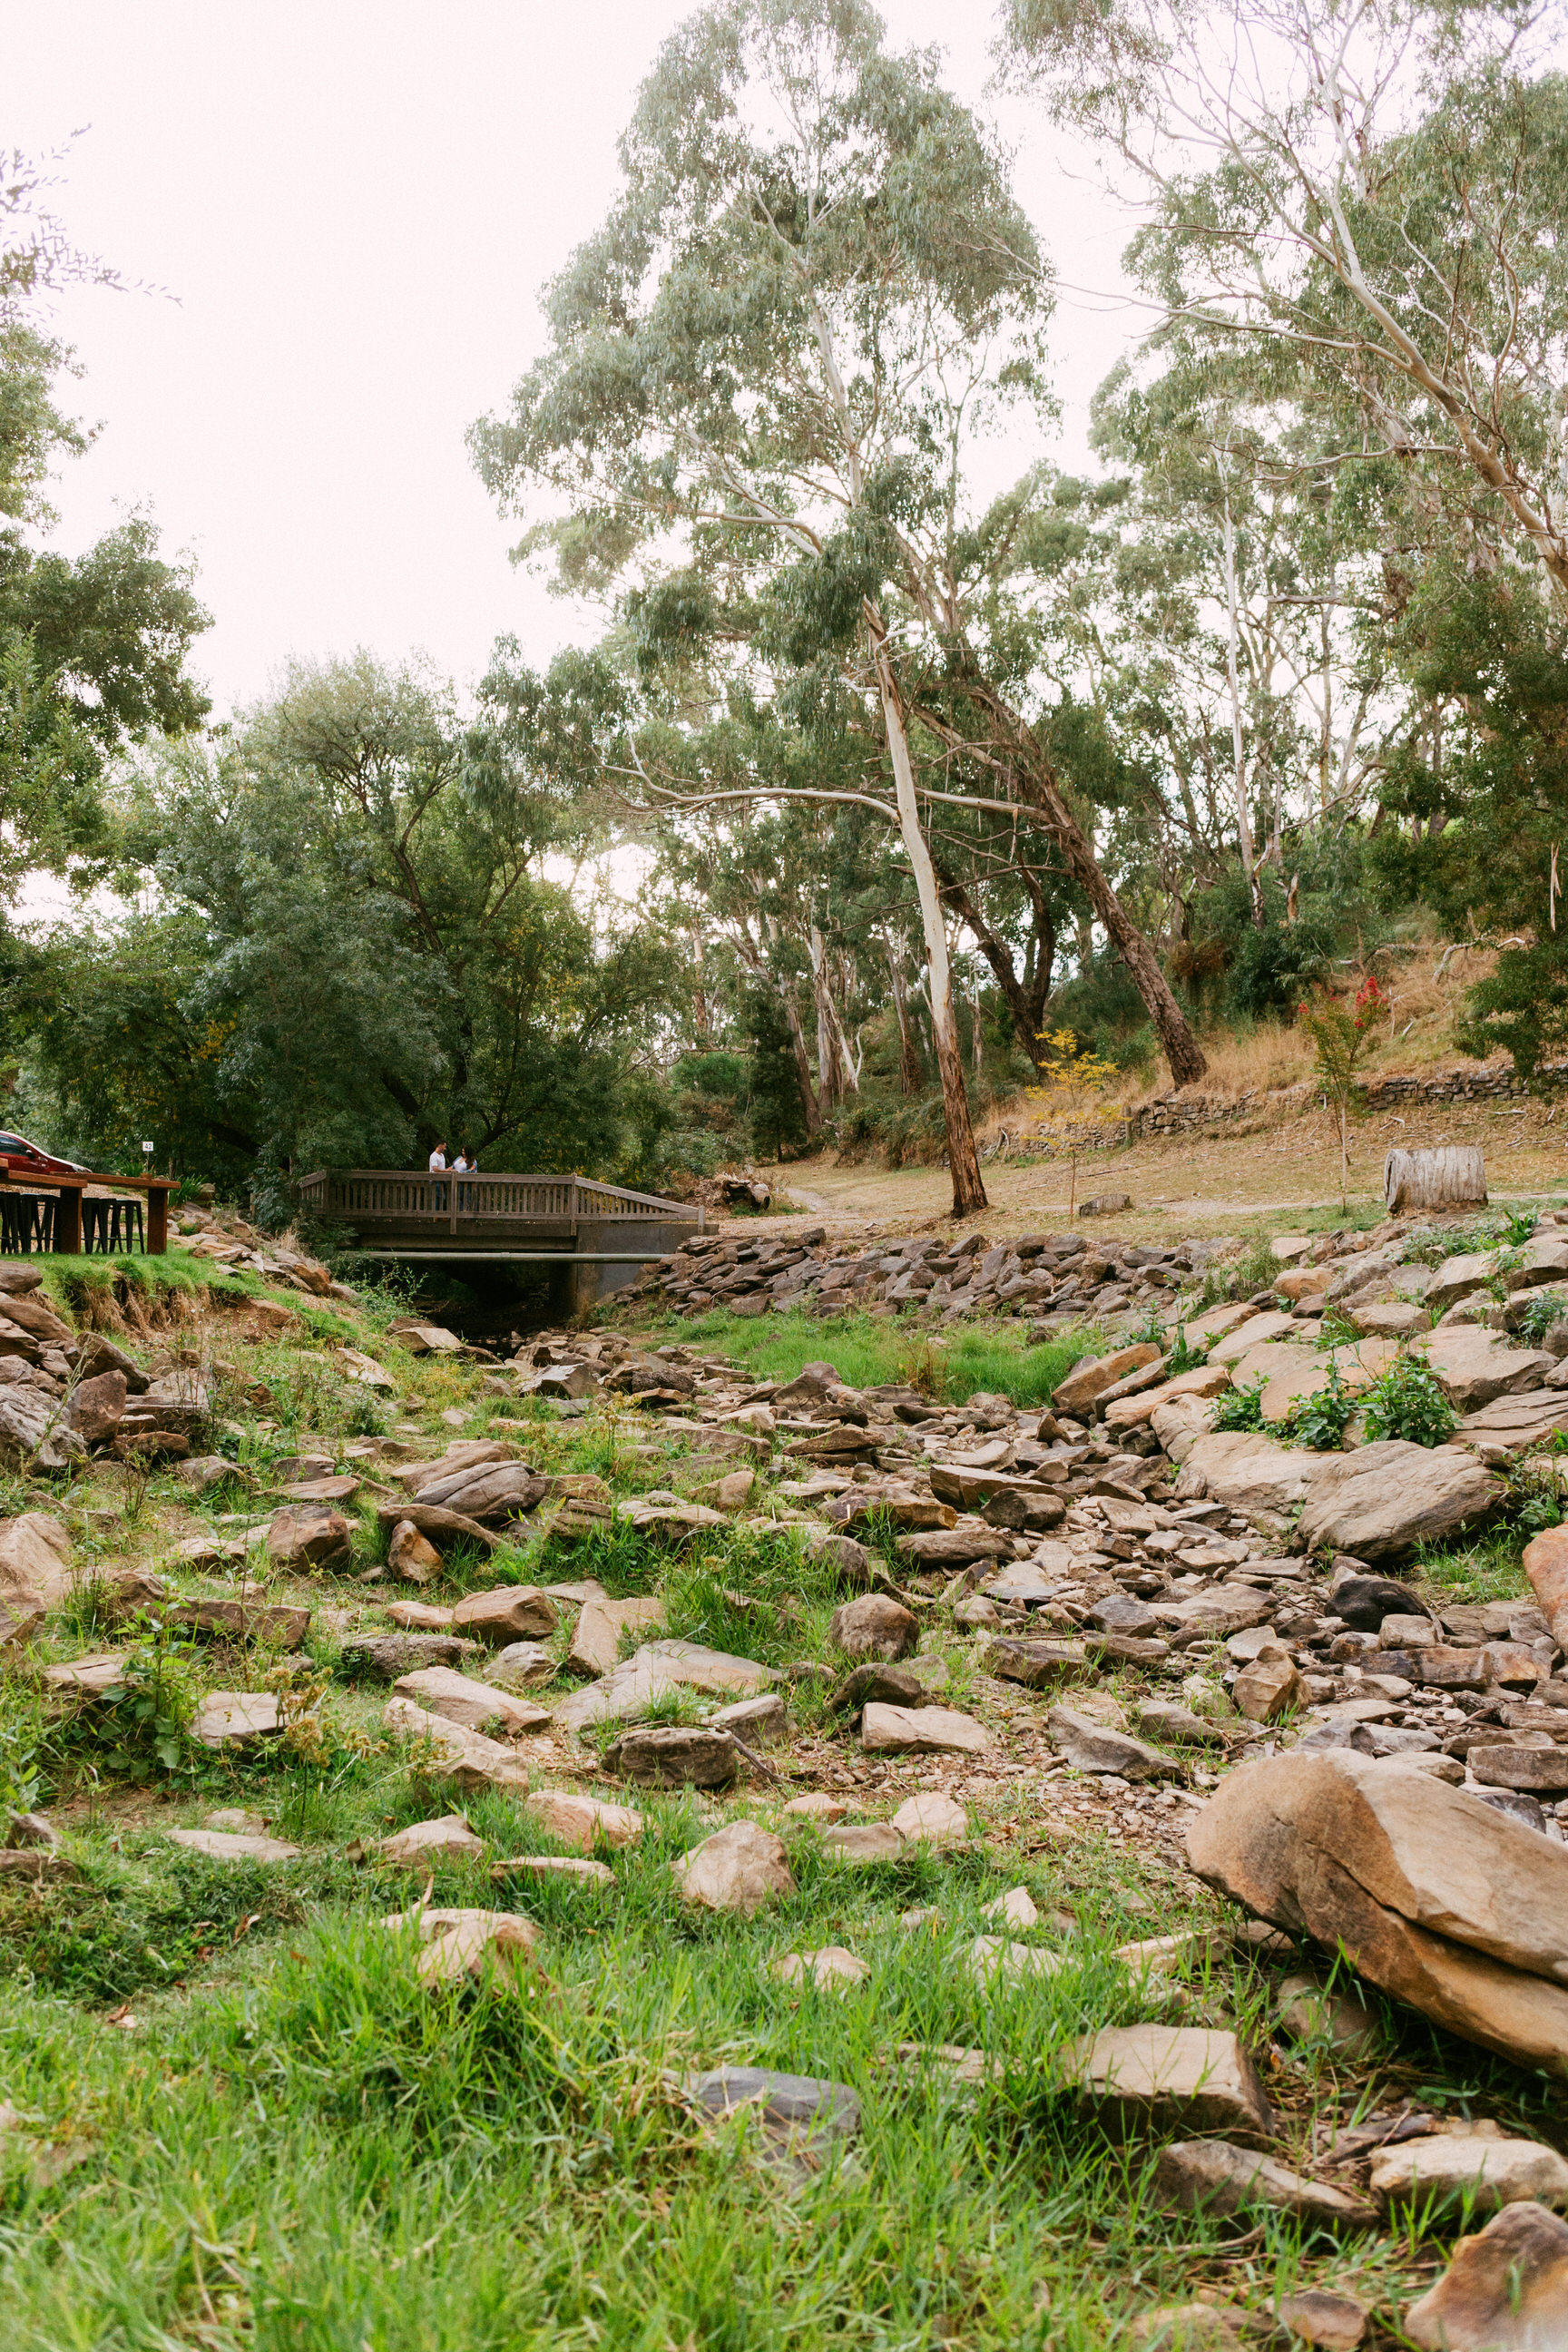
[1423,1328,1555,1411]
[0,1388,82,1472]
[1524,1524,1568,1652]
[1052,1344,1161,1413]
[1295,1442,1500,1563]
[1188,1750,1568,2073]
[1406,2201,1568,2349]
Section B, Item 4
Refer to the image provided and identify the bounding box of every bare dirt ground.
[755,1090,1568,1242]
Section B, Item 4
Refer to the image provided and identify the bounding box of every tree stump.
[1384,1146,1487,1215]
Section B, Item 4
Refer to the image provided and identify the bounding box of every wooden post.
[147,1183,169,1255]
[54,1185,82,1255]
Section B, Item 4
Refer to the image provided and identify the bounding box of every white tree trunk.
[1384,1146,1488,1214]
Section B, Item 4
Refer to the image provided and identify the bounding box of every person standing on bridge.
[428,1141,447,1211]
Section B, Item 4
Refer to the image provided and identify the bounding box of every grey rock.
[341,1632,483,1681]
[1049,1705,1182,1780]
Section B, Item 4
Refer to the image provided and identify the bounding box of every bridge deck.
[296,1170,701,1305]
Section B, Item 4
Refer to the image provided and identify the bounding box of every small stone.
[391,1664,549,1737]
[485,1641,557,1690]
[388,1520,442,1582]
[1470,1744,1568,1792]
[377,1815,485,1867]
[982,1885,1039,1930]
[828,1593,919,1662]
[603,1725,741,1788]
[1048,1706,1179,1781]
[890,1791,967,1846]
[567,1595,666,1678]
[495,1854,614,1887]
[1233,1655,1304,1723]
[1275,2290,1367,2349]
[451,1585,559,1644]
[781,1794,848,1822]
[265,1504,352,1572]
[671,1820,795,1916]
[771,1945,869,1990]
[819,1822,905,1864]
[415,1910,539,1990]
[1276,1973,1380,2059]
[825,1661,932,1715]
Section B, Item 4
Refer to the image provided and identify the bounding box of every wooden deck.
[296,1170,701,1308]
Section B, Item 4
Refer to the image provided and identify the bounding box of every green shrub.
[1359,1349,1456,1447]
[1283,1361,1355,1451]
[1212,1377,1267,1434]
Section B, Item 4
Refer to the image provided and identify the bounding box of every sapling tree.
[1298,973,1385,1203]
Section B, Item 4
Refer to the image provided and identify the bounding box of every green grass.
[0,1279,1553,2347]
[631,1307,1093,1407]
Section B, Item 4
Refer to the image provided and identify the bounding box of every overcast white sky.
[8,0,1145,717]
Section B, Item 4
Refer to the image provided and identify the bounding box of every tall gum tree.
[1002,0,1568,613]
[473,0,1205,1217]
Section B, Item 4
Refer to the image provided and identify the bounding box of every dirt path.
[757,1090,1567,1240]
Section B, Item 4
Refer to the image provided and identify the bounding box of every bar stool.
[81,1198,111,1253]
[0,1193,54,1254]
[109,1197,144,1252]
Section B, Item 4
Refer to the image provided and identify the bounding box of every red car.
[0,1132,92,1179]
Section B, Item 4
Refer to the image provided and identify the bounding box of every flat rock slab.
[603,1725,741,1788]
[567,1595,666,1679]
[985,1637,1093,1690]
[522,1788,643,1851]
[342,1633,482,1679]
[43,1652,125,1697]
[1153,2140,1377,2229]
[392,1665,550,1737]
[165,1828,301,1864]
[380,1697,529,1791]
[1048,1706,1181,1781]
[192,1691,281,1747]
[1424,1328,1556,1410]
[686,2066,860,2174]
[861,1702,991,1757]
[819,1821,905,1864]
[377,1813,485,1867]
[1188,1749,1568,2075]
[451,1586,559,1643]
[1370,2133,1568,2212]
[494,1854,615,1887]
[1063,2025,1276,2145]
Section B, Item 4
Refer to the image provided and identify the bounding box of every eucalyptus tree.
[1003,0,1568,612]
[0,148,207,933]
[473,0,1208,1215]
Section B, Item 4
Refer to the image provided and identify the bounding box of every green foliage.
[1212,1376,1267,1433]
[1517,1288,1568,1345]
[1360,1348,1456,1448]
[1281,1359,1354,1451]
[19,655,677,1201]
[742,987,808,1161]
[1163,1323,1209,1376]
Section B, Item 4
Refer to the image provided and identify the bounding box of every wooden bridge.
[296,1170,702,1310]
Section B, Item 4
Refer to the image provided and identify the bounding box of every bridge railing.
[296,1169,697,1226]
